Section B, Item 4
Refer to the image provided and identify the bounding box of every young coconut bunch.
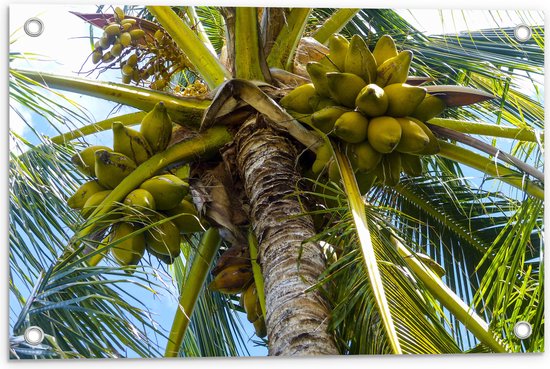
[67,102,207,267]
[281,34,445,191]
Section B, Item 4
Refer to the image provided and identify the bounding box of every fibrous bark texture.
[235,117,339,356]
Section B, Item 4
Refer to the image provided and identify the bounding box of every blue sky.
[8,4,544,360]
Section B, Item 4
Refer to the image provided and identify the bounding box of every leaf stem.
[235,8,268,81]
[334,147,402,354]
[266,8,312,70]
[148,6,230,88]
[438,140,544,200]
[431,125,544,182]
[248,229,266,317]
[165,228,222,357]
[313,9,360,44]
[183,6,217,55]
[50,112,145,144]
[428,118,543,142]
[13,69,210,125]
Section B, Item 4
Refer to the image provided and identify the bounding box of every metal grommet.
[24,17,44,37]
[514,24,531,42]
[513,321,532,339]
[24,326,45,345]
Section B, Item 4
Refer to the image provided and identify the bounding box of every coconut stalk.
[165,228,222,357]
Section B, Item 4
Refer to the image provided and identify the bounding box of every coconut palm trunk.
[235,116,339,355]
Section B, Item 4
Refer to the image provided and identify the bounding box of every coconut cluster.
[281,34,446,190]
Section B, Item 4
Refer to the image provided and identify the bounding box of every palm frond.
[369,165,542,350]
[194,7,226,54]
[473,197,543,352]
[310,199,462,354]
[376,179,503,348]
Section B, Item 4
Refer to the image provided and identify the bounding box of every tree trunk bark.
[235,116,339,356]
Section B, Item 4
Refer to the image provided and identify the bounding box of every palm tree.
[9,7,544,358]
